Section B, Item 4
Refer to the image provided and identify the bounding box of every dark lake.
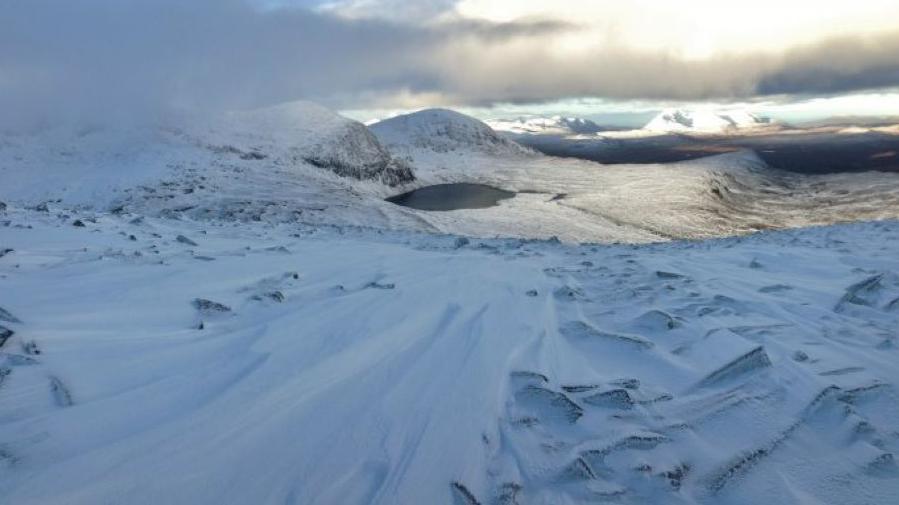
[386,183,515,211]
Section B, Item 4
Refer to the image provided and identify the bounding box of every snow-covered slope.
[216,102,414,186]
[645,109,774,134]
[370,108,534,156]
[2,207,898,505]
[487,115,604,135]
[0,101,413,209]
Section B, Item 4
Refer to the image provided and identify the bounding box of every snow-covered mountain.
[644,108,774,133]
[370,108,534,156]
[0,101,413,209]
[487,115,604,135]
[220,101,415,186]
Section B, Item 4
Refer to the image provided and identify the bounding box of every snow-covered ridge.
[644,108,774,133]
[486,115,604,135]
[369,108,534,156]
[216,102,414,186]
[0,101,413,208]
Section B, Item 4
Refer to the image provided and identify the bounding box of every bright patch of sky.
[342,90,899,128]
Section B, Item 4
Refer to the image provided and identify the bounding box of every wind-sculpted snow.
[1,208,899,504]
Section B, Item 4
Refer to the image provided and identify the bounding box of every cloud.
[758,32,899,95]
[0,0,569,127]
[1,0,899,128]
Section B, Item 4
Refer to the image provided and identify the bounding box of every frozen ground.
[1,208,899,504]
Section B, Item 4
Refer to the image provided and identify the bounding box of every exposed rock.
[192,298,231,314]
[581,433,670,467]
[176,234,199,246]
[22,341,40,355]
[562,384,599,393]
[450,481,482,505]
[0,326,13,348]
[563,457,596,480]
[365,281,395,290]
[0,307,21,324]
[611,378,641,390]
[583,389,635,409]
[495,483,522,505]
[656,270,686,280]
[251,291,285,303]
[792,350,809,362]
[303,124,414,186]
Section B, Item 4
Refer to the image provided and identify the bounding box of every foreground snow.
[1,207,899,504]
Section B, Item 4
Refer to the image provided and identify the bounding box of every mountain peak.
[645,108,773,133]
[370,109,534,156]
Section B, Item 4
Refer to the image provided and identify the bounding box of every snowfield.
[2,101,899,504]
[1,208,899,504]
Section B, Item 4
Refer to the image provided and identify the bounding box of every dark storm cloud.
[0,0,565,127]
[1,0,899,128]
[757,32,899,95]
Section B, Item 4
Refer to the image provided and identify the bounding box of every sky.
[2,0,899,128]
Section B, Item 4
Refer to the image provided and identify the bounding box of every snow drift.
[1,207,898,505]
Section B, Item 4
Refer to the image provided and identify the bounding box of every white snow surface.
[2,102,899,504]
[371,108,534,156]
[0,101,412,209]
[645,109,774,134]
[1,208,899,504]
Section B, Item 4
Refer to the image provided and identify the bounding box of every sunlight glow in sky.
[454,0,899,58]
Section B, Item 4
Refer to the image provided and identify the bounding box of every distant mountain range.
[486,116,605,135]
[486,109,779,136]
[642,109,775,133]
